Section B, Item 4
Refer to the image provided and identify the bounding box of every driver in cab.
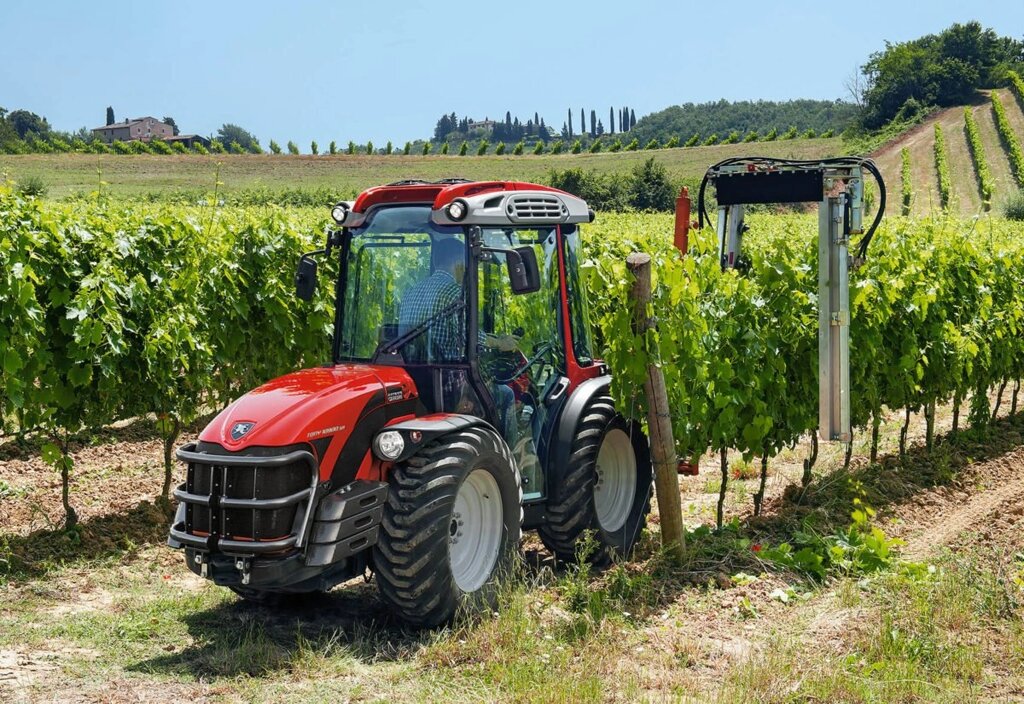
[398,236,518,440]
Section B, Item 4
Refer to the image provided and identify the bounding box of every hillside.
[871,88,1024,217]
[629,98,859,145]
[0,137,845,200]
[5,90,1022,214]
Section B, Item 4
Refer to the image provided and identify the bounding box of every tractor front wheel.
[538,395,652,565]
[373,426,521,628]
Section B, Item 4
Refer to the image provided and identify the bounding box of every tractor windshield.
[339,206,467,363]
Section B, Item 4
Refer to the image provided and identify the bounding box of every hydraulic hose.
[696,156,886,259]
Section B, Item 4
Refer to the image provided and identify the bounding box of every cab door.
[475,226,563,501]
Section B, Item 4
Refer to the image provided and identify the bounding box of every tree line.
[858,21,1024,129]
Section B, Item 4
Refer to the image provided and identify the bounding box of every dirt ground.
[1,402,1023,703]
[870,88,1024,218]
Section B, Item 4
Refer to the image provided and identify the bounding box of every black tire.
[373,426,521,628]
[538,395,652,566]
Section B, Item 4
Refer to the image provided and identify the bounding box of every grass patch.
[718,547,1024,702]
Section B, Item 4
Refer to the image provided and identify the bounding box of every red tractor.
[168,179,653,627]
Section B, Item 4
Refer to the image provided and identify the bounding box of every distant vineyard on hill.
[628,99,859,146]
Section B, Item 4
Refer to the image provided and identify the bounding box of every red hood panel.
[200,365,416,451]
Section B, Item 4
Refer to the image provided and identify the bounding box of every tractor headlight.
[331,203,349,224]
[447,199,468,221]
[373,430,405,460]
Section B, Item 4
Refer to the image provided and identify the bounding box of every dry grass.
[0,138,844,199]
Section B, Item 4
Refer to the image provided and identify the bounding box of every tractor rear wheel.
[538,395,652,565]
[373,426,521,628]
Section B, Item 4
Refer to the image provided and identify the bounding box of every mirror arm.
[325,227,344,256]
[300,248,327,261]
[479,245,523,265]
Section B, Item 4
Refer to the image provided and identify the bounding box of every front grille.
[170,443,318,554]
[186,461,311,541]
[507,194,564,220]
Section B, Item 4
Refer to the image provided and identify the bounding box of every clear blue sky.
[1,1,1021,147]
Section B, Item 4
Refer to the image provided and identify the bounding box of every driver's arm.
[483,333,520,352]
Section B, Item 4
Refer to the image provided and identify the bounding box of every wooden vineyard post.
[627,252,686,562]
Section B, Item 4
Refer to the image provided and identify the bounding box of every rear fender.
[546,375,612,494]
[381,413,499,464]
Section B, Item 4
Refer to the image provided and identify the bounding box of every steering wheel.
[493,341,555,385]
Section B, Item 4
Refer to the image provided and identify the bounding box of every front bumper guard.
[168,443,318,555]
[168,442,389,587]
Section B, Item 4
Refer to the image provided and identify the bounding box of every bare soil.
[1,408,1022,702]
[870,89,1024,218]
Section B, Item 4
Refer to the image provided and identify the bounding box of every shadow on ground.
[130,586,434,678]
[0,499,173,580]
[0,412,214,462]
[7,412,1023,680]
[676,412,1024,579]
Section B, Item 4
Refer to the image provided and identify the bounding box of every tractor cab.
[169,179,652,628]
[302,180,604,500]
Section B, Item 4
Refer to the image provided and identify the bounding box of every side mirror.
[507,246,541,295]
[295,256,318,301]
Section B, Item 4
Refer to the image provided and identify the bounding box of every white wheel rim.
[593,428,637,532]
[449,468,503,593]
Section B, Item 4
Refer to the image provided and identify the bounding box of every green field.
[0,137,844,199]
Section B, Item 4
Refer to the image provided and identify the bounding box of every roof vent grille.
[507,194,564,220]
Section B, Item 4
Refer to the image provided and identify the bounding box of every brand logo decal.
[231,422,255,441]
[307,424,346,439]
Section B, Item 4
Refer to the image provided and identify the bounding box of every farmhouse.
[468,118,496,132]
[92,116,173,144]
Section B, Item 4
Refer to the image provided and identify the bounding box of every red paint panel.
[352,184,446,212]
[199,364,416,482]
[555,226,603,391]
[432,181,568,209]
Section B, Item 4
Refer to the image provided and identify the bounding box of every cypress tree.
[630,109,636,130]
[609,107,615,134]
[590,110,596,137]
[568,109,573,138]
[106,106,115,126]
[580,109,585,137]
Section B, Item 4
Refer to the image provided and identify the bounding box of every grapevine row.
[0,187,334,523]
[933,123,953,210]
[1009,70,1024,111]
[900,147,912,216]
[584,211,1024,476]
[991,91,1024,188]
[2,187,1023,526]
[963,107,993,209]
[1,128,836,157]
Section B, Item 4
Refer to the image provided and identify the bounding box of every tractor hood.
[199,365,418,469]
